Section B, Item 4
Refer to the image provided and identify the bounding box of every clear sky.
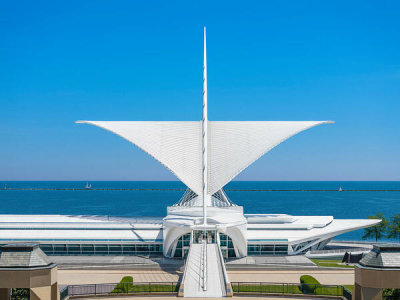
[0,0,399,181]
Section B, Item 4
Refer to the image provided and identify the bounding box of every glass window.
[228,249,236,258]
[149,244,158,252]
[81,244,94,255]
[183,248,189,258]
[248,245,257,252]
[67,244,81,255]
[109,245,122,254]
[54,244,67,255]
[174,249,182,258]
[40,244,53,254]
[123,245,135,254]
[94,244,108,255]
[275,245,288,255]
[261,245,274,252]
[221,249,227,258]
[136,244,149,252]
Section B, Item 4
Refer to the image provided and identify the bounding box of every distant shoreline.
[1,187,400,192]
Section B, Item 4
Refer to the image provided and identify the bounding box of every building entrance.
[193,230,216,244]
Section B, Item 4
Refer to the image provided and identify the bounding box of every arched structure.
[71,28,379,259]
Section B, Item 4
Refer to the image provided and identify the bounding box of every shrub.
[111,276,133,294]
[300,275,321,294]
[11,288,30,300]
[300,275,320,284]
[383,288,400,298]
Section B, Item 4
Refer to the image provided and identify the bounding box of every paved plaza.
[58,268,354,286]
[58,269,182,285]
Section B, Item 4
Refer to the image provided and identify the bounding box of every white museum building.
[0,29,378,261]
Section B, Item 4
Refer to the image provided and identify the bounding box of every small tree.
[388,214,400,241]
[362,213,388,242]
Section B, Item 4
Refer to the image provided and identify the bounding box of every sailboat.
[85,182,92,189]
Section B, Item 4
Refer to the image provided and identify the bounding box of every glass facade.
[193,230,216,244]
[38,243,163,256]
[0,239,293,258]
[247,244,288,255]
[219,233,236,258]
[173,233,191,258]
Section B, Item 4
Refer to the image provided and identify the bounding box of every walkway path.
[228,269,354,285]
[58,269,181,285]
[182,243,226,297]
[58,268,354,286]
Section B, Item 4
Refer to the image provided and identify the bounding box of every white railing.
[201,241,207,291]
[216,240,232,296]
[216,242,230,285]
[179,244,194,296]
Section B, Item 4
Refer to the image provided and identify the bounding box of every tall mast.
[202,27,208,225]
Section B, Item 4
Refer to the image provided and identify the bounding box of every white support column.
[202,27,208,226]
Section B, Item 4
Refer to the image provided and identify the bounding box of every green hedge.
[300,275,320,285]
[110,277,179,294]
[111,276,133,294]
[300,275,320,294]
[232,283,301,294]
[383,288,400,298]
[11,288,30,300]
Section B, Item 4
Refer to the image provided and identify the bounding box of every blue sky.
[0,0,399,181]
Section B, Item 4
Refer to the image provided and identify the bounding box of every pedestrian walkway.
[58,269,181,285]
[227,269,354,285]
[181,243,227,297]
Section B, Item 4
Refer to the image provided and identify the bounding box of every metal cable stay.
[174,188,236,207]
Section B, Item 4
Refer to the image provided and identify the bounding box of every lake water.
[0,181,399,241]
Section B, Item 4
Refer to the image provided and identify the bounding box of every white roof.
[247,217,380,243]
[0,229,163,243]
[0,214,378,245]
[0,215,163,243]
[77,120,332,195]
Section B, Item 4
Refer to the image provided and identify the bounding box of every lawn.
[344,285,354,292]
[110,276,179,294]
[232,283,302,294]
[311,259,354,268]
[232,283,344,296]
[111,283,179,293]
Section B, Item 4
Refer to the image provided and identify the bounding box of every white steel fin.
[76,121,203,195]
[207,121,333,194]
